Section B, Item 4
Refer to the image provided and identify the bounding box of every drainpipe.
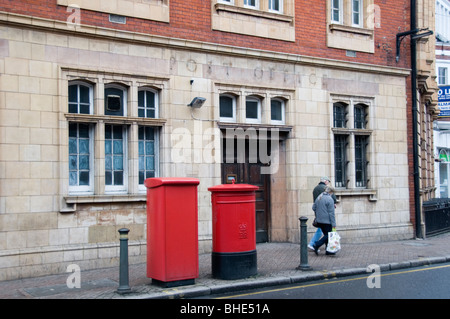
[411,0,423,238]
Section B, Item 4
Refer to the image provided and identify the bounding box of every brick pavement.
[1,232,449,299]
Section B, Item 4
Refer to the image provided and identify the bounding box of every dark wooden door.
[221,136,270,243]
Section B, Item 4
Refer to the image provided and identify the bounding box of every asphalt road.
[198,262,450,299]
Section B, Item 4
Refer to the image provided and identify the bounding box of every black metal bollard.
[297,216,312,271]
[117,228,132,294]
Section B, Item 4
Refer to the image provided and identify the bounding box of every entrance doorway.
[221,133,271,243]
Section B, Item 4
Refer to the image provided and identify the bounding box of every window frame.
[334,134,348,188]
[219,94,237,123]
[268,0,283,13]
[354,134,369,187]
[68,81,94,115]
[104,124,128,194]
[354,103,367,129]
[352,0,363,27]
[138,87,159,119]
[333,102,348,128]
[104,83,128,117]
[63,71,167,204]
[138,126,159,192]
[244,0,259,10]
[68,122,95,195]
[270,97,285,125]
[332,97,372,190]
[331,0,343,24]
[245,95,262,124]
[438,66,448,85]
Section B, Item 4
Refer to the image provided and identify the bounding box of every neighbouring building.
[434,0,450,198]
[0,0,438,280]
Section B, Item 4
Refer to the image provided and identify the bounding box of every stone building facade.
[0,0,437,280]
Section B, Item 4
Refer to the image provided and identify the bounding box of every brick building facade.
[0,0,438,280]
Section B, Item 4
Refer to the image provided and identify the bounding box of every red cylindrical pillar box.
[208,182,259,280]
[145,177,200,287]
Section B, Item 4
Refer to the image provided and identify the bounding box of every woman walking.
[312,186,336,255]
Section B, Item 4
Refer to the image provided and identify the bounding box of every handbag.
[312,218,319,228]
[312,193,323,228]
[326,231,341,253]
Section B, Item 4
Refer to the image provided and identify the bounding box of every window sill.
[65,194,146,204]
[214,3,293,23]
[327,23,375,53]
[212,2,295,42]
[65,113,167,126]
[329,23,374,38]
[335,188,377,202]
[218,121,293,133]
[61,194,146,213]
[332,127,373,134]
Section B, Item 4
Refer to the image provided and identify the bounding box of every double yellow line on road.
[216,263,450,299]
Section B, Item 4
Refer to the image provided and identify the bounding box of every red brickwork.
[0,0,412,68]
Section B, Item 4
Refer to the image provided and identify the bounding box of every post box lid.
[144,177,200,189]
[208,183,259,192]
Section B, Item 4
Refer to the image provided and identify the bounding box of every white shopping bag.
[326,231,341,253]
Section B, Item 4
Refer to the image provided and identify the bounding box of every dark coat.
[313,182,337,203]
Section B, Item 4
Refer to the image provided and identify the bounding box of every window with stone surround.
[331,95,373,192]
[327,0,376,53]
[217,85,290,127]
[64,71,166,201]
[211,0,295,42]
[68,82,94,194]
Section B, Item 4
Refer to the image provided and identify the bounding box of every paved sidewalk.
[1,232,449,299]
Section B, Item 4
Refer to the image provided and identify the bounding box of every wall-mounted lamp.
[188,97,206,108]
[396,28,433,62]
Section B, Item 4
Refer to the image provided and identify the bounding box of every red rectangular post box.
[208,182,259,280]
[145,177,200,287]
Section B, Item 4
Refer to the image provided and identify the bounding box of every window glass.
[439,67,448,85]
[334,134,347,188]
[246,98,260,122]
[332,0,341,22]
[352,0,361,26]
[105,124,124,186]
[354,104,367,129]
[355,135,368,187]
[138,89,157,118]
[271,99,284,123]
[220,95,234,119]
[333,102,347,128]
[69,83,91,114]
[69,123,91,187]
[269,0,281,12]
[105,87,125,116]
[244,0,257,7]
[138,126,156,185]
